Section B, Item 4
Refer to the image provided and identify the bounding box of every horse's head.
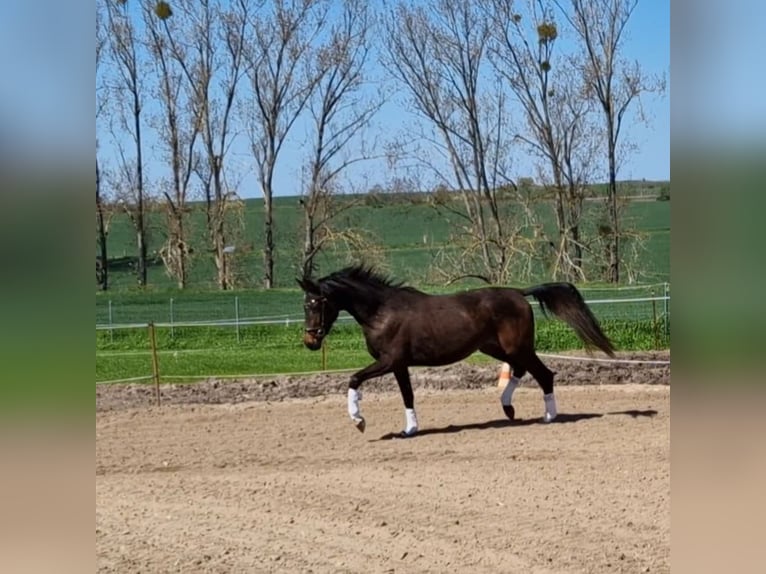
[297,277,339,350]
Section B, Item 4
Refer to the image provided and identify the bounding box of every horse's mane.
[318,265,418,298]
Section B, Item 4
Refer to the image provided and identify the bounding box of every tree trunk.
[571,224,582,272]
[136,226,147,286]
[302,207,315,279]
[607,136,619,283]
[215,226,229,291]
[96,161,108,291]
[263,192,274,289]
[555,194,569,281]
[177,217,187,290]
[570,206,583,275]
[213,161,230,291]
[568,184,584,279]
[133,88,147,287]
[549,157,576,282]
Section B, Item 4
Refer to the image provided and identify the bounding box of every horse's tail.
[522,283,616,357]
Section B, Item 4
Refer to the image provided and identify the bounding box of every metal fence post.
[235,296,241,344]
[663,282,670,339]
[651,291,659,349]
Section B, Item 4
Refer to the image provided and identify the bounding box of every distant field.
[101,182,670,290]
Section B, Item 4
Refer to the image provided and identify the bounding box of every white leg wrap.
[500,376,521,406]
[543,392,557,423]
[347,388,363,423]
[404,408,419,436]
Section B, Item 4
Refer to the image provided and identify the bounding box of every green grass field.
[101,183,670,291]
[96,316,669,383]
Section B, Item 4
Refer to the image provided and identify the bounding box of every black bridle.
[304,295,328,337]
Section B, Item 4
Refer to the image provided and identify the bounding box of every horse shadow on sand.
[374,409,658,440]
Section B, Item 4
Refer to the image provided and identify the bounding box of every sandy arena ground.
[96,354,670,573]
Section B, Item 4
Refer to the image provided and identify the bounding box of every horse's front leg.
[394,367,418,437]
[347,361,393,433]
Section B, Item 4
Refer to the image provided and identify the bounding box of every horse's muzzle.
[303,330,324,351]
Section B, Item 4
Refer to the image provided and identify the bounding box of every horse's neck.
[334,288,383,326]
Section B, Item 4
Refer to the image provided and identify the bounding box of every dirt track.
[96,353,669,573]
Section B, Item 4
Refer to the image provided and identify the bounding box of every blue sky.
[671,0,766,147]
[96,0,670,200]
[1,2,86,164]
[617,0,669,176]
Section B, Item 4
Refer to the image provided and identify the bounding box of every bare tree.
[203,0,250,290]
[555,0,665,283]
[487,0,596,282]
[384,0,536,285]
[546,63,601,280]
[97,4,109,290]
[243,0,329,288]
[144,1,200,289]
[300,0,381,279]
[96,161,120,289]
[157,0,251,290]
[103,0,149,287]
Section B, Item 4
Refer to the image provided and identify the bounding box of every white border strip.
[538,353,670,365]
[580,296,668,305]
[159,367,361,380]
[96,375,154,384]
[578,283,668,291]
[95,315,357,330]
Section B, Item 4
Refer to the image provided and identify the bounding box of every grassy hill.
[99,180,670,291]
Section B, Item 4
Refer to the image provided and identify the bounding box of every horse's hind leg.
[524,352,558,423]
[499,362,526,421]
[394,367,418,437]
[480,343,525,421]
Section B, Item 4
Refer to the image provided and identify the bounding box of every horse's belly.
[409,336,480,366]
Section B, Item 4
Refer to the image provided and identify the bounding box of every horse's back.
[411,287,532,328]
[454,286,530,312]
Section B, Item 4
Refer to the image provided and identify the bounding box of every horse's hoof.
[502,404,515,420]
[543,413,556,423]
[398,428,417,439]
[354,417,366,433]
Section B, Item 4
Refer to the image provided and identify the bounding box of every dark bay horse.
[298,265,615,437]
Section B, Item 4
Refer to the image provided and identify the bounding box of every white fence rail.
[96,292,670,332]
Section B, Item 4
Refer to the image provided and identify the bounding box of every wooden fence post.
[148,322,161,406]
